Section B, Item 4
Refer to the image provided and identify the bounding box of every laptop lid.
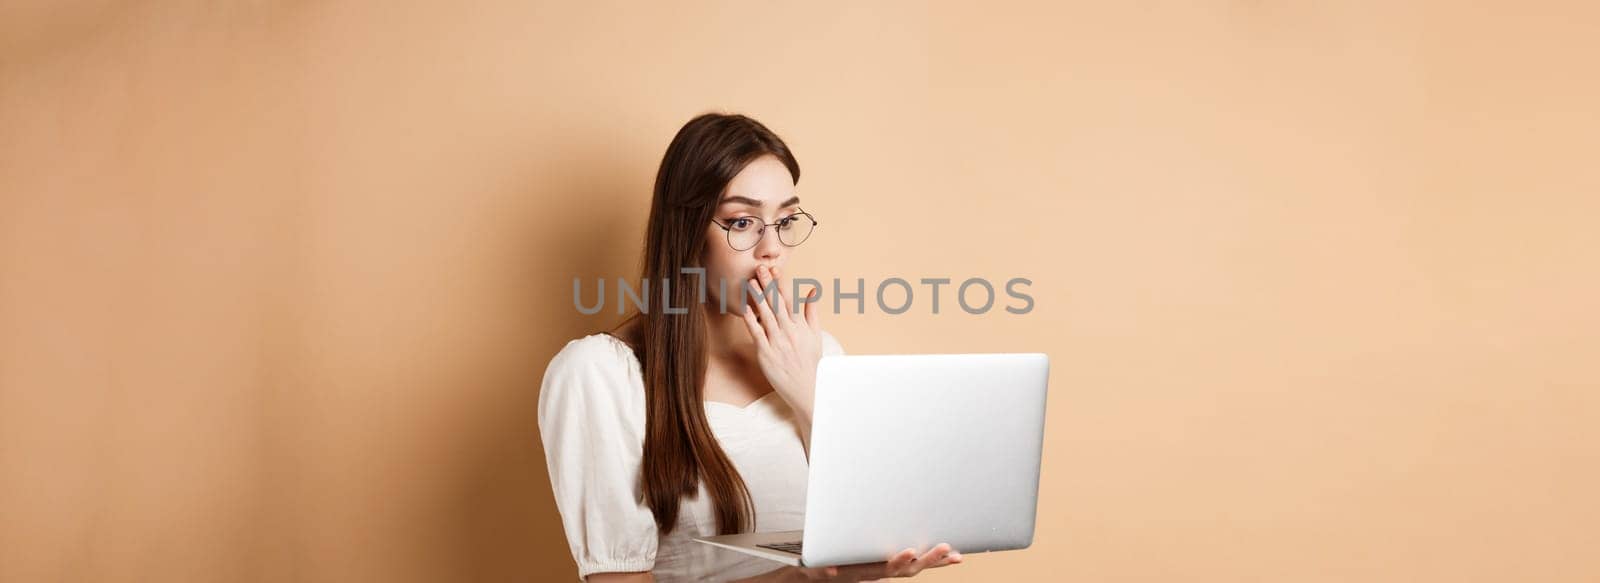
[800,352,1050,567]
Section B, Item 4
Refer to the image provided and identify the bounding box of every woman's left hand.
[784,544,964,581]
[740,264,825,424]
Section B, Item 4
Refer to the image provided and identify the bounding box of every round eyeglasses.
[710,209,819,251]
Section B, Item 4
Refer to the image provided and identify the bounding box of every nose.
[753,223,785,261]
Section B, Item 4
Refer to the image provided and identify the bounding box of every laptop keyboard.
[756,541,803,555]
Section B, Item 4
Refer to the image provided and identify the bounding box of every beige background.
[3,1,1598,581]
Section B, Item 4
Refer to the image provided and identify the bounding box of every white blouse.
[538,330,845,582]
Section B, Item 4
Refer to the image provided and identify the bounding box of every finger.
[803,285,821,330]
[909,543,953,573]
[754,265,776,311]
[747,279,782,343]
[740,306,770,351]
[764,265,796,329]
[775,266,806,322]
[888,548,918,575]
[930,549,961,568]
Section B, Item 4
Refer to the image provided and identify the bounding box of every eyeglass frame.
[709,208,820,251]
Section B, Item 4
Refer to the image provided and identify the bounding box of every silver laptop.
[694,352,1050,567]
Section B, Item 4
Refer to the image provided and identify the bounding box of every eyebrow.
[719,195,801,208]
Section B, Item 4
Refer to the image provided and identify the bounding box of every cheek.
[701,245,749,295]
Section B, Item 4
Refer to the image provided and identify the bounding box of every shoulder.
[546,332,636,375]
[539,333,642,412]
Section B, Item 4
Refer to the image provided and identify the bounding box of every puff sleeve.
[537,336,658,578]
[820,329,845,357]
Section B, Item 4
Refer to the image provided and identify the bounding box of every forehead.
[720,155,795,204]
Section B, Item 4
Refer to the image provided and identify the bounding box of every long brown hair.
[612,113,801,535]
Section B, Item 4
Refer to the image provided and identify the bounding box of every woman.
[538,113,962,582]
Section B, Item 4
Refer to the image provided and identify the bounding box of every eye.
[728,217,757,231]
[777,215,799,229]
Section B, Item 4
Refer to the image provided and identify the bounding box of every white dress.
[538,330,845,582]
